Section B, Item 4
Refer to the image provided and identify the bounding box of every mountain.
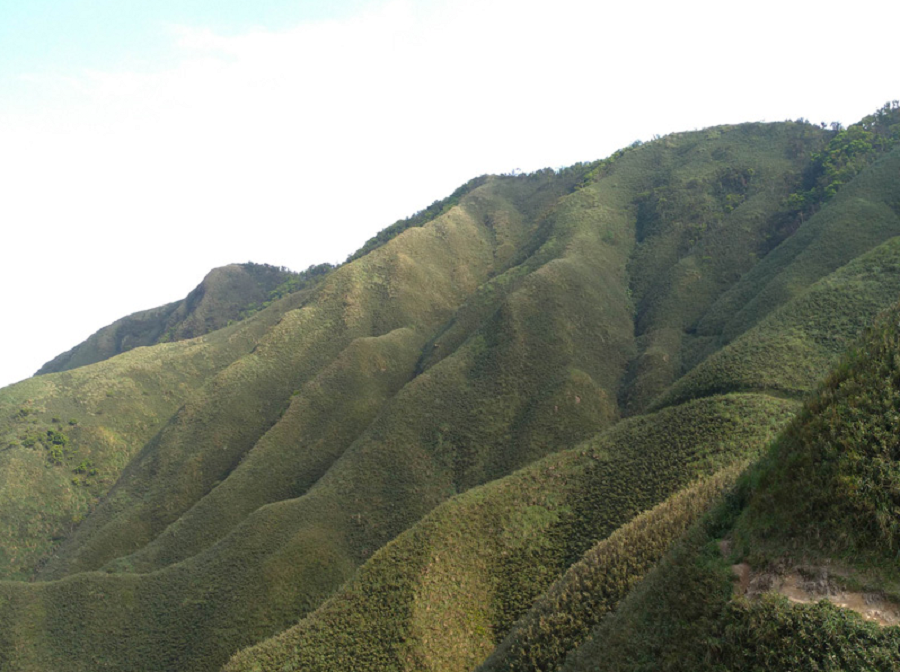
[0,103,898,672]
[35,262,331,375]
[559,303,900,672]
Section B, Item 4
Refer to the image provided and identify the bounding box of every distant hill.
[35,262,301,375]
[0,102,898,672]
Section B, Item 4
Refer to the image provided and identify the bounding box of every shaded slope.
[625,110,900,413]
[652,233,900,408]
[1,392,785,672]
[37,171,586,579]
[620,121,828,412]
[0,300,293,580]
[221,396,791,672]
[2,112,900,672]
[562,302,900,672]
[697,121,900,344]
[36,262,301,375]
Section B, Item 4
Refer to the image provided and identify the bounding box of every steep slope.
[0,394,794,672]
[35,169,588,581]
[475,466,744,672]
[37,121,830,584]
[0,296,301,580]
[225,214,900,671]
[619,121,827,412]
[35,262,310,375]
[653,230,900,408]
[222,396,791,672]
[218,112,900,672]
[561,303,900,672]
[1,109,899,672]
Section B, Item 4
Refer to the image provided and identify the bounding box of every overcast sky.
[1,0,897,389]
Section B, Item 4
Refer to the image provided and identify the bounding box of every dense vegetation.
[562,302,900,672]
[236,263,334,320]
[223,396,792,672]
[345,175,492,263]
[732,308,900,559]
[36,262,300,374]
[1,105,899,671]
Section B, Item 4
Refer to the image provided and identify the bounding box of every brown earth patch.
[745,564,899,627]
[718,543,899,627]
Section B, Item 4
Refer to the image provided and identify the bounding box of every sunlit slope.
[475,464,745,672]
[3,114,900,672]
[103,326,426,573]
[104,161,644,576]
[0,394,792,672]
[39,122,828,581]
[731,305,900,564]
[36,263,300,375]
[35,173,572,580]
[221,395,793,672]
[561,303,900,672]
[0,301,291,580]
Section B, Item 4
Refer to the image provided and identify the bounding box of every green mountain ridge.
[1,104,899,671]
[559,303,900,672]
[35,262,302,375]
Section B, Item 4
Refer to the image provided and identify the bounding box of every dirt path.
[744,565,899,626]
[719,542,899,627]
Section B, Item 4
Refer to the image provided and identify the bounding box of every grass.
[2,108,900,671]
[478,465,746,672]
[732,302,900,565]
[652,232,900,409]
[562,299,900,672]
[36,262,298,374]
[222,394,792,672]
[0,325,267,580]
[698,143,900,343]
[35,170,596,581]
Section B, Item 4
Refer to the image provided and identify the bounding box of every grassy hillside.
[652,231,900,408]
[225,395,791,671]
[476,465,745,672]
[0,308,285,580]
[42,121,834,583]
[35,262,307,375]
[561,302,900,672]
[216,394,796,672]
[36,170,579,580]
[1,107,899,672]
[620,120,828,412]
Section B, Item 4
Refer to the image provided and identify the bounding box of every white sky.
[1,0,897,388]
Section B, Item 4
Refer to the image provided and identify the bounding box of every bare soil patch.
[742,563,900,627]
